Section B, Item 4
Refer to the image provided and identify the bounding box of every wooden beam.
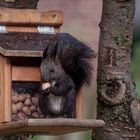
[0,8,63,27]
[0,55,5,122]
[3,58,12,122]
[6,26,60,33]
[12,66,40,81]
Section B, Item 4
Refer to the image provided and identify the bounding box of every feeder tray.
[0,8,105,135]
[0,119,105,135]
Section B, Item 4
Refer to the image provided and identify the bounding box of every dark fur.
[39,33,96,118]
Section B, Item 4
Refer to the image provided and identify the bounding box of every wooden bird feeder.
[0,8,105,135]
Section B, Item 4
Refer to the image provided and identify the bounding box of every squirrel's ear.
[55,55,61,65]
[42,42,58,60]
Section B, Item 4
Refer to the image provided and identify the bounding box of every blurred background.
[29,0,139,140]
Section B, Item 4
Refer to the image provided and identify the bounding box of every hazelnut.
[18,112,26,120]
[31,97,38,105]
[22,106,31,116]
[16,102,24,111]
[12,103,18,114]
[30,105,36,112]
[12,96,19,104]
[24,98,31,106]
[19,94,26,102]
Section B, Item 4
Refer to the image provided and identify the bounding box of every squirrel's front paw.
[41,88,50,95]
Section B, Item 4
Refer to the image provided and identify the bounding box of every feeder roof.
[0,33,57,57]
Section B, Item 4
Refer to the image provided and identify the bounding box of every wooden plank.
[12,66,40,81]
[0,119,105,135]
[3,58,12,122]
[27,119,105,128]
[76,91,83,119]
[0,8,63,27]
[0,48,43,57]
[6,26,59,33]
[14,126,89,135]
[0,55,4,122]
[0,126,91,135]
[6,26,38,33]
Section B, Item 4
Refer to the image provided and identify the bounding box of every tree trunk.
[0,0,39,139]
[93,0,140,140]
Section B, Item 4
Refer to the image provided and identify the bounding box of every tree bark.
[93,0,140,140]
[0,0,39,139]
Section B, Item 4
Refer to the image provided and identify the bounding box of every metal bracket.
[37,26,55,34]
[0,26,7,33]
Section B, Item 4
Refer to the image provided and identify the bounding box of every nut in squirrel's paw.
[42,81,56,91]
[42,82,51,90]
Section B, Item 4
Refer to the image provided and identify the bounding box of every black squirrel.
[38,33,96,118]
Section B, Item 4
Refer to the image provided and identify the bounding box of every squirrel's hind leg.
[63,89,76,118]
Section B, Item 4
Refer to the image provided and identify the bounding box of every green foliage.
[131,42,140,99]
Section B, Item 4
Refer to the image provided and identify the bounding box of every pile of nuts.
[12,91,44,121]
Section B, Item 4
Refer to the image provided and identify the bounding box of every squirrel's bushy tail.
[43,33,96,91]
